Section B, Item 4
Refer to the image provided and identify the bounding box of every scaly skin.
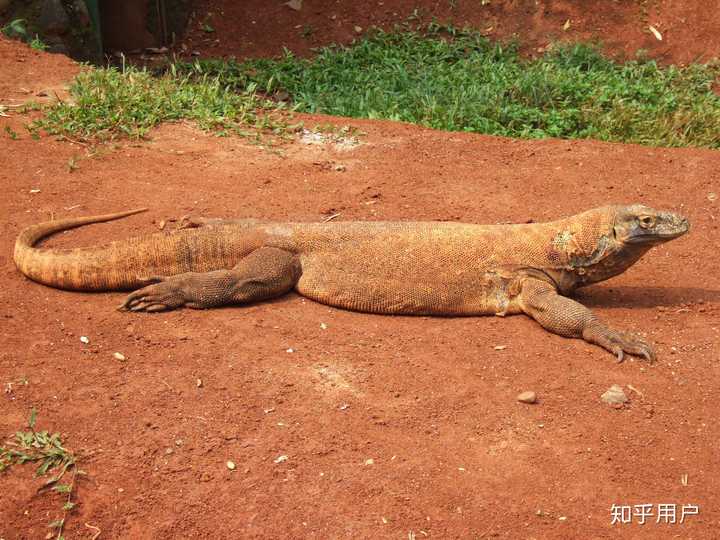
[14,205,689,361]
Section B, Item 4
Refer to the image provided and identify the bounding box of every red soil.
[182,0,720,65]
[1,2,719,537]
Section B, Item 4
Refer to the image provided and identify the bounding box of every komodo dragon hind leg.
[518,278,654,363]
[118,247,301,312]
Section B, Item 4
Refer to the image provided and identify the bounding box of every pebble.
[601,384,628,405]
[226,461,236,470]
[517,391,537,404]
[274,455,288,464]
[80,336,89,344]
[113,352,126,361]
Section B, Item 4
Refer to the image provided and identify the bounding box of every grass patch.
[1,409,85,539]
[1,19,49,52]
[32,64,298,143]
[177,24,720,148]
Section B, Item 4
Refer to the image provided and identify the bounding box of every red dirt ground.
[1,2,720,538]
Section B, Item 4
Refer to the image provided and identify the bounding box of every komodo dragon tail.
[14,208,151,291]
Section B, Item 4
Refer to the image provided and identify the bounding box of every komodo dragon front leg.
[119,247,301,312]
[518,278,654,362]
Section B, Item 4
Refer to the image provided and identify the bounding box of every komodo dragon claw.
[586,326,656,364]
[117,275,182,312]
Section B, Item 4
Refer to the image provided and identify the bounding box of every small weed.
[1,18,27,39]
[30,34,49,51]
[2,20,48,51]
[202,23,215,33]
[301,25,314,38]
[0,409,85,540]
[4,125,19,140]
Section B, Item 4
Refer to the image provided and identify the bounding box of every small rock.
[29,189,41,194]
[493,345,507,351]
[601,384,628,405]
[517,391,537,404]
[226,460,236,470]
[708,192,718,202]
[113,352,126,361]
[80,336,90,344]
[354,26,363,33]
[196,378,203,388]
[364,458,374,465]
[274,455,288,464]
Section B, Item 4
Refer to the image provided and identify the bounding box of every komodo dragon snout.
[14,204,690,362]
[613,205,689,245]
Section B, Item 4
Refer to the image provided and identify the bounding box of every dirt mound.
[181,0,720,65]
[0,36,80,105]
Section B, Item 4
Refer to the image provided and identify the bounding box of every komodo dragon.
[14,204,688,361]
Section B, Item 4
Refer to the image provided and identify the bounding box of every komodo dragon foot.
[117,247,301,312]
[519,278,655,363]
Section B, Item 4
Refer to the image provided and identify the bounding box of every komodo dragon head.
[552,204,689,290]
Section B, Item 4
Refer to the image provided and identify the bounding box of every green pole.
[83,0,103,52]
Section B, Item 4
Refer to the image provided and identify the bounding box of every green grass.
[1,409,84,539]
[1,19,49,51]
[1,18,27,40]
[176,24,720,148]
[33,65,297,142]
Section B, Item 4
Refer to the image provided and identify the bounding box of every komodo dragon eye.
[638,215,655,229]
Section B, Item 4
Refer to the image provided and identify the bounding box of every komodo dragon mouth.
[14,203,689,362]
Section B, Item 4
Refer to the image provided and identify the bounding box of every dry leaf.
[563,19,571,31]
[649,25,662,41]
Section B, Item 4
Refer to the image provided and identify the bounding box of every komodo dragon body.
[14,205,688,361]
